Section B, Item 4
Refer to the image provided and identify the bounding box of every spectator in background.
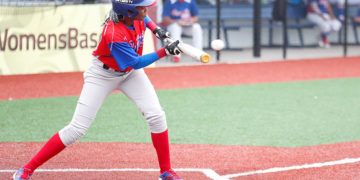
[355,5,360,23]
[328,0,345,21]
[161,0,203,63]
[307,0,342,48]
[328,0,360,22]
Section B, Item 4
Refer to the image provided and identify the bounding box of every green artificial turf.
[1,78,360,147]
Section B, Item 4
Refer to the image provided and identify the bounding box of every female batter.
[13,0,182,179]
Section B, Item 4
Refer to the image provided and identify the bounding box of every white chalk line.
[2,157,359,179]
[221,157,360,179]
[0,168,223,179]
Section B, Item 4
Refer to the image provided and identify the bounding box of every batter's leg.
[119,69,171,173]
[59,64,120,145]
[119,69,167,133]
[21,59,120,174]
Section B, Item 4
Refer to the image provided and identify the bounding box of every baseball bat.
[164,38,211,63]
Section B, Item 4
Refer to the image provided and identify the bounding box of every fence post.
[253,0,261,57]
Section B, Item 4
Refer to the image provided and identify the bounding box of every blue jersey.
[162,0,199,20]
[307,0,330,14]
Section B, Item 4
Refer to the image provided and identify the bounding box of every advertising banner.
[0,4,155,75]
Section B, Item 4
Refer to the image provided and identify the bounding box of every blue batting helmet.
[112,0,156,18]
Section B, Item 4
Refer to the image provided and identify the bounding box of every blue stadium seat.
[198,4,274,50]
[330,4,360,45]
[269,3,316,47]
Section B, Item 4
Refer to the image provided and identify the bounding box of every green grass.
[1,78,360,147]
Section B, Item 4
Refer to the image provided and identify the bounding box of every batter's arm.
[110,41,180,70]
[144,16,170,41]
[132,41,181,69]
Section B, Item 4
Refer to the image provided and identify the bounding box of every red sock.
[151,130,171,173]
[23,132,65,172]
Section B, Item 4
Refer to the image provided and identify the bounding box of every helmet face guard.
[112,0,156,18]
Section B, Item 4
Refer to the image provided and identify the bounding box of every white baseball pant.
[59,59,167,146]
[166,22,203,51]
[307,13,342,34]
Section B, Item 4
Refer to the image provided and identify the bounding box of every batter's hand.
[153,27,170,41]
[165,40,182,55]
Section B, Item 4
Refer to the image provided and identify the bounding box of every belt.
[102,64,129,75]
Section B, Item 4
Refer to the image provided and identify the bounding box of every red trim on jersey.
[156,48,167,59]
[146,20,158,32]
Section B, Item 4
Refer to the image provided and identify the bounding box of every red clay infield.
[1,56,360,100]
[1,56,360,179]
[1,141,360,179]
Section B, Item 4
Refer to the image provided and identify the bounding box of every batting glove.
[165,40,182,56]
[153,27,170,41]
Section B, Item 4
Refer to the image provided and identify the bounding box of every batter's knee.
[59,122,89,146]
[144,110,167,133]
